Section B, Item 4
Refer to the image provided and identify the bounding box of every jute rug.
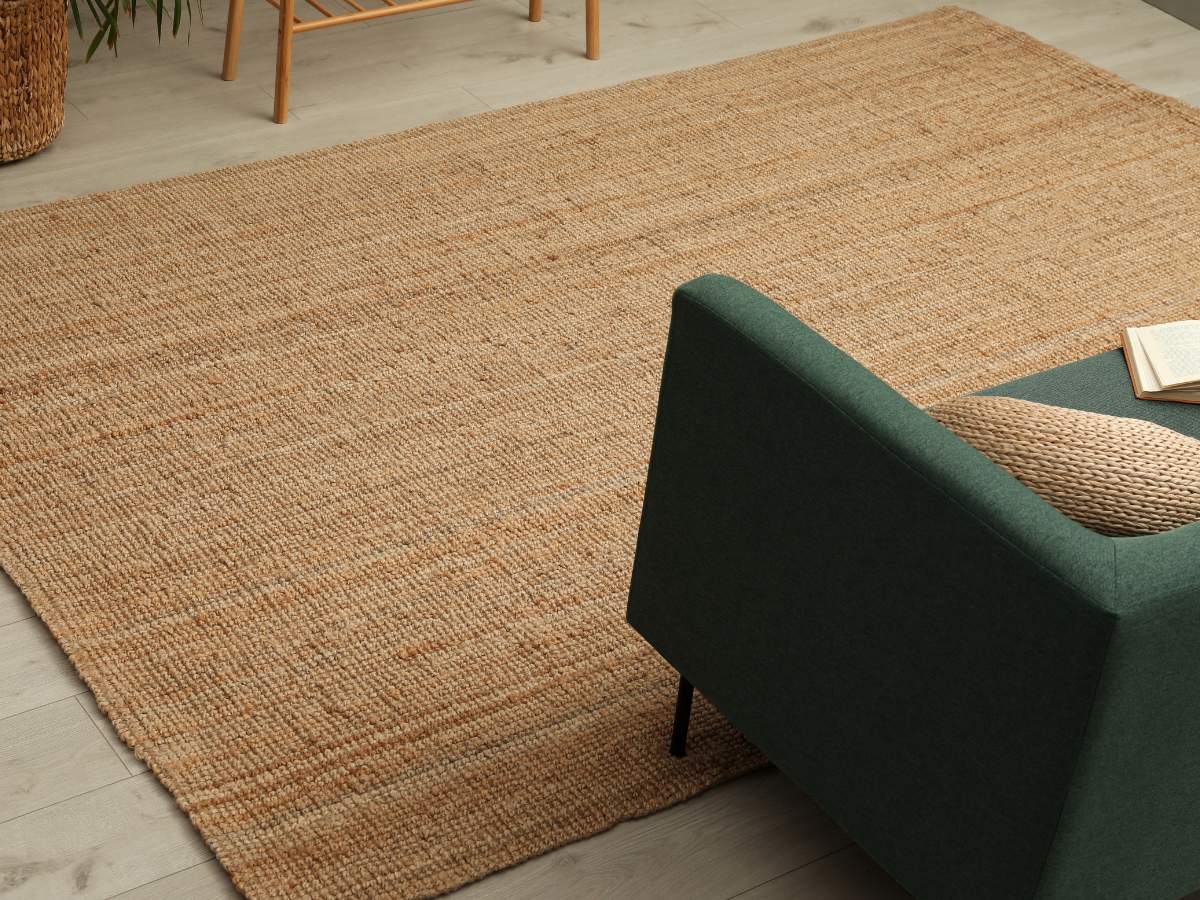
[3,7,1200,897]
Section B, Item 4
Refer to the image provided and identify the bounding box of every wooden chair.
[222,0,600,124]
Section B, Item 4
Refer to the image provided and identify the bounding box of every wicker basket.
[1,0,68,162]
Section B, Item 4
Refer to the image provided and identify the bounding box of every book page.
[1126,327,1163,392]
[1140,320,1200,389]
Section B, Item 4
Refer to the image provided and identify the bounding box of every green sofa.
[626,275,1200,900]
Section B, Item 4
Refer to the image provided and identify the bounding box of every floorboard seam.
[0,689,88,724]
[0,769,140,827]
[723,841,856,900]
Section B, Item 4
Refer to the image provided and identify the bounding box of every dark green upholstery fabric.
[1038,525,1200,900]
[626,275,1200,900]
[980,349,1200,441]
[975,344,1200,897]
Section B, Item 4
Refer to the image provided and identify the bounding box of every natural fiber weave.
[2,7,1200,897]
[0,0,67,162]
[930,396,1200,536]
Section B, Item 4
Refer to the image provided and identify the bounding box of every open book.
[1122,322,1200,403]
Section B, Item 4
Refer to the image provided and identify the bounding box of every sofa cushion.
[928,395,1200,536]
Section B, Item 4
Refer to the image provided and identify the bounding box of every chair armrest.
[626,275,1118,900]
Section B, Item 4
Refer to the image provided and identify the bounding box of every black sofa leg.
[670,675,694,758]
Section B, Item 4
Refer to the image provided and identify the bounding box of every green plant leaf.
[68,0,84,39]
[103,0,120,56]
[84,16,110,60]
[75,0,196,59]
[82,0,104,29]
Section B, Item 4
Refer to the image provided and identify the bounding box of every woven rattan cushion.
[928,395,1200,536]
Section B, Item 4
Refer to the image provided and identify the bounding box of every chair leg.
[221,0,245,81]
[274,0,295,124]
[670,675,694,758]
[529,0,542,22]
[585,0,598,59]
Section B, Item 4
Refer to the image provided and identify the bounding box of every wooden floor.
[3,1,1200,897]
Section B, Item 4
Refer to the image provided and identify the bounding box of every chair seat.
[980,349,1200,441]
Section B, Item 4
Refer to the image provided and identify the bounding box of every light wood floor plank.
[462,15,803,108]
[0,774,213,900]
[1105,40,1200,96]
[114,860,238,900]
[0,697,130,824]
[735,847,912,900]
[696,0,925,29]
[452,769,850,900]
[534,0,740,52]
[0,569,33,628]
[0,617,86,720]
[76,693,149,777]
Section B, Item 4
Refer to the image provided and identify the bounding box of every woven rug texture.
[3,6,1200,897]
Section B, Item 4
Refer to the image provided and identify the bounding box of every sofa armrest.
[1034,525,1200,900]
[626,275,1119,900]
